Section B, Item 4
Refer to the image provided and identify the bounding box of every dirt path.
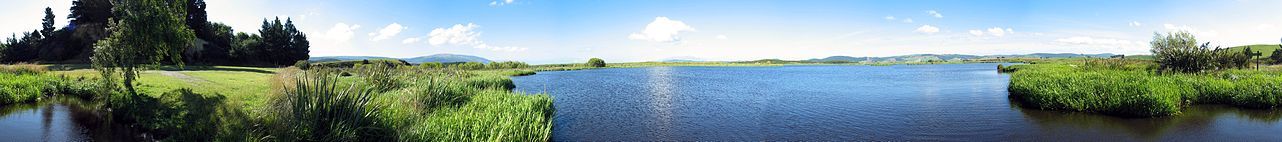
[157,71,209,84]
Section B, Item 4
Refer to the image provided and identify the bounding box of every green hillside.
[1224,44,1282,58]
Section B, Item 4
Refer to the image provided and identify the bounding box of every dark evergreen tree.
[42,7,56,37]
[68,0,114,25]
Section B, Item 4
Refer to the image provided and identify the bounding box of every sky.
[3,0,1282,64]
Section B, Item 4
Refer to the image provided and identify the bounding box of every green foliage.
[1150,31,1213,73]
[1273,44,1282,64]
[587,58,606,67]
[486,61,530,69]
[263,69,393,141]
[0,73,50,105]
[293,60,310,70]
[92,0,196,95]
[450,62,486,70]
[1008,61,1282,117]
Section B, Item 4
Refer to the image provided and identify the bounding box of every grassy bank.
[1007,59,1282,117]
[0,63,555,141]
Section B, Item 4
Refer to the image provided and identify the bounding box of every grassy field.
[1007,59,1282,117]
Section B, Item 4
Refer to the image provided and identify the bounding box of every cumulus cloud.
[716,35,728,40]
[927,10,943,18]
[321,23,361,42]
[969,27,1014,37]
[1129,21,1142,27]
[901,18,914,23]
[986,27,1012,37]
[427,23,527,52]
[914,25,940,34]
[628,17,696,42]
[401,37,421,44]
[489,0,515,6]
[369,23,406,41]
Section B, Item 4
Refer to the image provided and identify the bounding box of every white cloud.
[1055,36,1140,46]
[369,23,406,41]
[429,23,483,46]
[914,25,940,34]
[1129,21,1142,27]
[884,16,896,20]
[986,27,1010,37]
[628,17,696,42]
[901,18,914,23]
[969,30,984,36]
[402,37,421,44]
[321,23,361,42]
[490,0,515,6]
[1164,24,1220,37]
[427,23,527,52]
[927,10,943,18]
[716,35,728,40]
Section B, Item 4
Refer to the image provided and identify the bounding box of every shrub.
[1150,31,1213,73]
[587,58,606,67]
[293,60,310,70]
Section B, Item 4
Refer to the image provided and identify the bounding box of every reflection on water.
[0,98,149,141]
[0,103,91,142]
[512,64,1282,141]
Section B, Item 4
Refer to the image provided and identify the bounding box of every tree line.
[0,0,309,67]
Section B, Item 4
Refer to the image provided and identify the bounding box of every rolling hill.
[1224,44,1281,58]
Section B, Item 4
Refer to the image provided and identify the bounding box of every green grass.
[1008,60,1282,117]
[0,73,52,105]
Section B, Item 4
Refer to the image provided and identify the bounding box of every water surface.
[512,63,1282,141]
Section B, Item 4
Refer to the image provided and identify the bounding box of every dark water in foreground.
[512,63,1282,141]
[0,103,92,141]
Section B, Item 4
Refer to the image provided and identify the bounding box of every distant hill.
[402,54,492,63]
[309,54,492,64]
[1224,44,1281,58]
[804,53,1118,63]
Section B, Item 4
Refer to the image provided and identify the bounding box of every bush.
[1150,31,1213,73]
[587,58,606,67]
[293,60,310,70]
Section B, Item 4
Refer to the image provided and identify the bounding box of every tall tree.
[42,7,56,37]
[186,0,209,38]
[68,0,114,25]
[92,0,195,95]
[284,18,310,66]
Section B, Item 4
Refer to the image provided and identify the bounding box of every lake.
[512,63,1282,141]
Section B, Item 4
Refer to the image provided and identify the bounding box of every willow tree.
[93,0,194,95]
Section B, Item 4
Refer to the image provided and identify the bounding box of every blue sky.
[3,0,1281,64]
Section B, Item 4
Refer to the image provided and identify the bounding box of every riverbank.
[1006,59,1282,117]
[0,63,554,141]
